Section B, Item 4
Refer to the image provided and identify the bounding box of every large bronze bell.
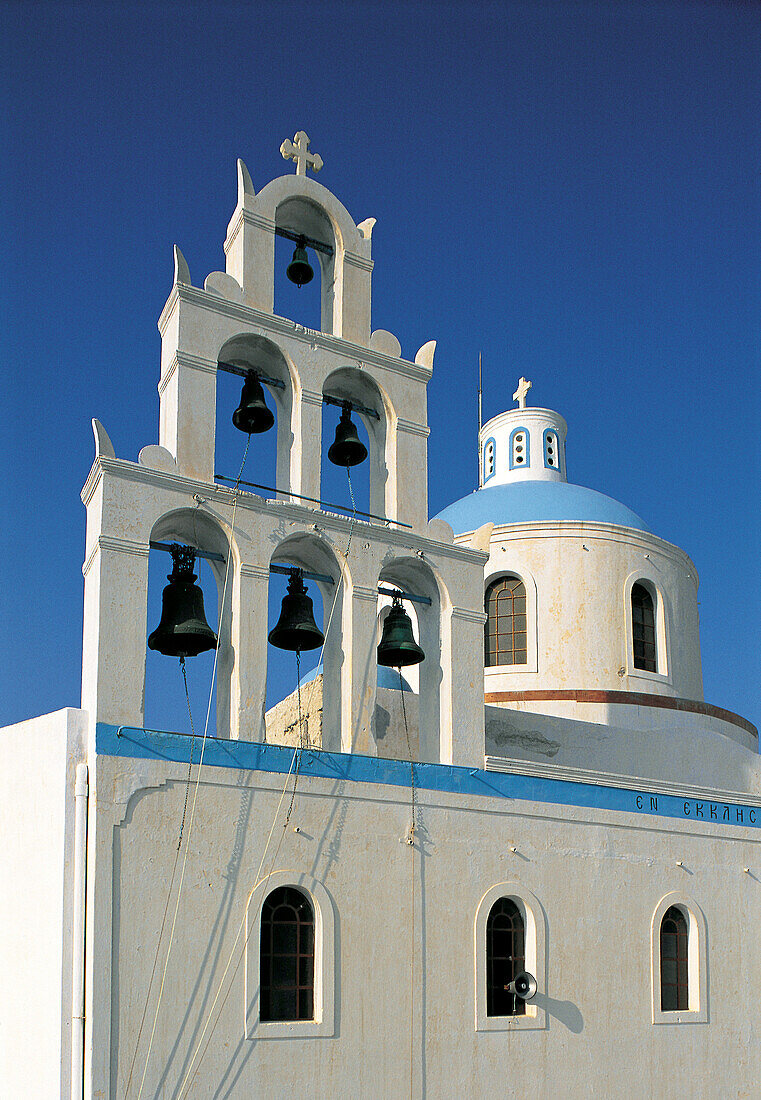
[377,597,425,667]
[328,403,368,467]
[286,238,314,287]
[268,571,325,652]
[232,372,275,435]
[148,545,218,658]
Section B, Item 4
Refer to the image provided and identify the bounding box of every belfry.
[2,135,759,1099]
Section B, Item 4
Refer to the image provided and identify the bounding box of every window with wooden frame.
[632,582,657,672]
[485,576,527,666]
[486,898,526,1016]
[660,906,689,1012]
[260,886,315,1022]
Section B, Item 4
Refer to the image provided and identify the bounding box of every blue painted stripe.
[96,724,761,829]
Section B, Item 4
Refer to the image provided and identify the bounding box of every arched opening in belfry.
[377,557,442,764]
[215,334,295,500]
[274,197,336,335]
[371,586,421,761]
[264,534,345,754]
[320,367,388,523]
[144,509,233,740]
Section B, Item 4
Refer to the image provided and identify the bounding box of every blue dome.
[434,480,649,534]
[298,662,414,692]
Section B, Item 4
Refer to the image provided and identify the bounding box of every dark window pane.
[660,906,689,1011]
[260,887,315,1021]
[632,584,657,672]
[486,898,526,1017]
[299,987,314,1020]
[272,922,297,954]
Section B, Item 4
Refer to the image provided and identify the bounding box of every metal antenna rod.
[478,350,483,487]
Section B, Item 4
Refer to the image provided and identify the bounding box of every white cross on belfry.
[513,377,532,409]
[280,131,323,176]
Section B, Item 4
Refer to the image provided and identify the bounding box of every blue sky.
[2,0,759,734]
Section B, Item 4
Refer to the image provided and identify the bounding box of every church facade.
[1,134,759,1099]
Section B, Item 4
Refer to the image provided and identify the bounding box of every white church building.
[1,134,759,1099]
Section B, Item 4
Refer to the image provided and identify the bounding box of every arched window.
[543,429,559,470]
[483,437,496,483]
[486,898,526,1016]
[660,906,688,1012]
[632,583,657,672]
[260,886,315,1021]
[485,576,527,666]
[509,426,529,469]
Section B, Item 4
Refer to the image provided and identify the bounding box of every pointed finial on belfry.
[280,131,323,176]
[513,377,532,409]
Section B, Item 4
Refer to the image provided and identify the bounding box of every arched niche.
[147,508,235,739]
[378,556,444,763]
[251,175,373,345]
[276,196,336,334]
[322,366,391,520]
[217,334,298,499]
[267,533,347,754]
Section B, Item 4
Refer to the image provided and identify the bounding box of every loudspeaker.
[506,971,537,1001]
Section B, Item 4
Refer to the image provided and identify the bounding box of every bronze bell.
[148,545,218,658]
[232,372,275,435]
[268,571,325,652]
[328,403,368,467]
[286,238,314,287]
[377,597,425,667]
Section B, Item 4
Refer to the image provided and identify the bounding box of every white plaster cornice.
[239,563,271,580]
[343,250,374,273]
[157,285,179,336]
[301,388,324,407]
[91,456,486,565]
[457,521,697,579]
[158,351,217,395]
[451,606,487,625]
[81,460,103,507]
[484,755,761,810]
[396,417,431,439]
[82,534,150,577]
[224,206,277,253]
[161,284,433,382]
[352,584,379,602]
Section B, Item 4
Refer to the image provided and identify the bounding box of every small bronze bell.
[377,597,425,667]
[268,571,325,652]
[286,238,314,287]
[232,372,275,435]
[328,403,368,467]
[148,545,218,658]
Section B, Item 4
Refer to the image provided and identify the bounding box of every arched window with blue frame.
[509,426,529,470]
[483,437,496,483]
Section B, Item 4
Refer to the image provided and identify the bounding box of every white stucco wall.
[0,709,87,1099]
[87,730,761,1100]
[477,520,703,704]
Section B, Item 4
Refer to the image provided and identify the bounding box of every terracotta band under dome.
[484,689,757,739]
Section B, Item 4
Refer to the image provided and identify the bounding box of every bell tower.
[80,134,488,766]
